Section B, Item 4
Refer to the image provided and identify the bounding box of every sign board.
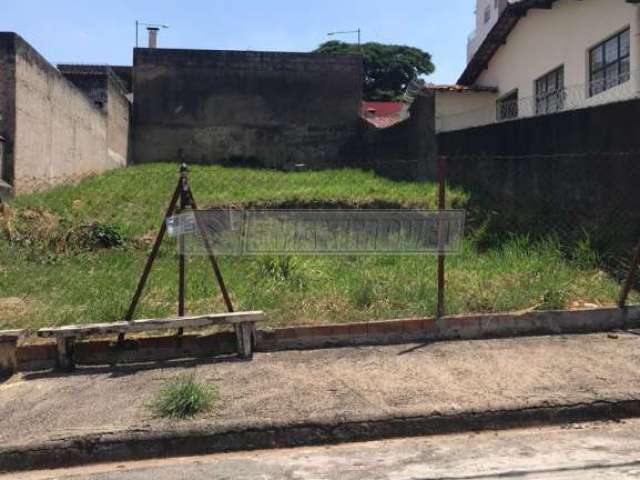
[167,209,466,256]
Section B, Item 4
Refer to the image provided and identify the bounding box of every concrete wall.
[106,74,131,166]
[59,65,131,168]
[132,48,363,168]
[435,91,497,132]
[361,94,436,181]
[475,0,640,116]
[438,98,640,254]
[438,97,640,157]
[0,34,130,194]
[0,33,16,188]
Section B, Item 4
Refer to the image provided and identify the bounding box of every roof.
[361,101,404,116]
[458,0,640,86]
[424,83,498,93]
[360,101,409,129]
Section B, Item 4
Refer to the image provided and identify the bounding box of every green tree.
[314,41,435,101]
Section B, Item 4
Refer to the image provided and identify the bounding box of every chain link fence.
[2,148,639,330]
[442,151,640,313]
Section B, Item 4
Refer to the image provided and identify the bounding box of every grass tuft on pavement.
[149,374,218,420]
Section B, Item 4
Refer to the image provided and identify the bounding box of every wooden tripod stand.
[123,164,234,332]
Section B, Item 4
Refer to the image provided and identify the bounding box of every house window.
[497,90,518,121]
[589,28,630,97]
[484,5,491,23]
[536,66,565,114]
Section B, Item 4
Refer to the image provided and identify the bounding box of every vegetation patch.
[148,374,218,420]
[0,163,636,330]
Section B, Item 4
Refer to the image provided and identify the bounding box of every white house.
[467,0,509,62]
[435,0,640,132]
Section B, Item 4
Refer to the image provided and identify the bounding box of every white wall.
[435,91,497,132]
[476,0,640,115]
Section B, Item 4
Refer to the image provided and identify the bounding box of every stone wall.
[132,48,363,168]
[0,34,131,194]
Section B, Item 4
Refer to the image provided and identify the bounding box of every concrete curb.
[255,306,640,351]
[2,398,640,472]
[10,306,640,372]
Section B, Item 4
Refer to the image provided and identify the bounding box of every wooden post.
[436,155,446,319]
[619,240,640,308]
[56,336,76,371]
[124,179,181,322]
[235,322,254,359]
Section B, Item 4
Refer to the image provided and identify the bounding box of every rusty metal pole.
[436,155,446,319]
[177,164,189,318]
[619,239,640,308]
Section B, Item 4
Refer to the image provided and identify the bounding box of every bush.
[260,256,307,288]
[77,223,125,250]
[351,280,375,309]
[149,374,218,420]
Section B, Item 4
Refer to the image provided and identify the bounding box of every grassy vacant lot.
[0,164,633,330]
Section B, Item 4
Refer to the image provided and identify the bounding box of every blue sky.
[0,0,475,84]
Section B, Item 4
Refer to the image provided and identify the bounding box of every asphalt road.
[7,419,640,480]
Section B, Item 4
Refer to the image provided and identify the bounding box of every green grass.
[148,374,218,420]
[0,163,635,330]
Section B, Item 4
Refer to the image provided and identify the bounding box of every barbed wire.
[437,69,640,132]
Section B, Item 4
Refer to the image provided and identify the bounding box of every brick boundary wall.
[2,306,638,374]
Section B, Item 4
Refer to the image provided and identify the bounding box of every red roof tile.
[361,101,404,116]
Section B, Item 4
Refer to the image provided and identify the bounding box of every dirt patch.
[0,298,29,323]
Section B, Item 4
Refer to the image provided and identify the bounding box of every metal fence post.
[437,155,447,319]
[177,164,190,318]
[619,239,640,308]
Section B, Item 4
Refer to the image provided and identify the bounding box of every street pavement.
[7,419,640,479]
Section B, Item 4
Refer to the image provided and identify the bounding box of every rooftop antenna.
[135,21,170,48]
[327,28,361,47]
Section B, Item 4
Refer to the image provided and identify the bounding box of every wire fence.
[123,151,640,325]
[436,69,640,133]
[441,151,640,313]
[3,149,640,330]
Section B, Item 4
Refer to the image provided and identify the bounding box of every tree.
[314,41,435,101]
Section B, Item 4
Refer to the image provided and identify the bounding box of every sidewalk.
[2,331,640,470]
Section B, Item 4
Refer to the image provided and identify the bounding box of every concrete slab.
[1,332,640,470]
[9,419,640,480]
